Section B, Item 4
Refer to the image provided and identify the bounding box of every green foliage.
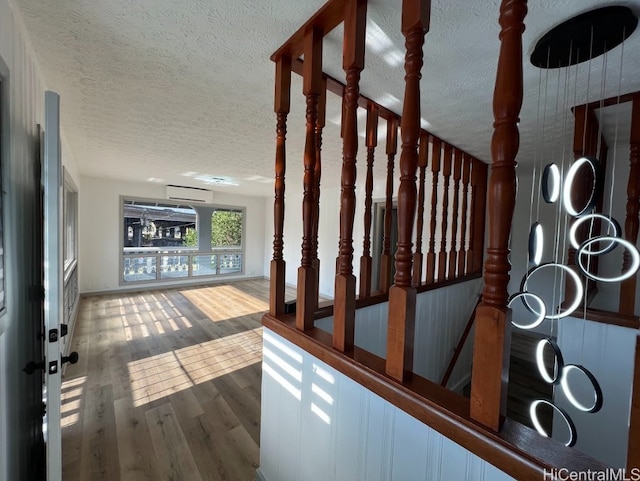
[211,211,243,247]
[183,227,198,247]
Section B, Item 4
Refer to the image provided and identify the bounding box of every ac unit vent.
[166,185,213,204]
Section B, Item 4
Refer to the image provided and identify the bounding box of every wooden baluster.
[426,137,441,283]
[296,26,322,331]
[470,0,526,432]
[380,117,398,292]
[449,149,463,278]
[359,103,379,299]
[334,0,367,352]
[412,131,429,287]
[458,155,471,276]
[270,55,291,316]
[386,0,430,382]
[469,160,488,273]
[620,94,640,316]
[438,144,452,281]
[312,78,327,309]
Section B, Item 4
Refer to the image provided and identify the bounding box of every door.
[43,90,63,481]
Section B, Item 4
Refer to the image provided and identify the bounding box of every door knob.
[23,359,45,375]
[61,352,79,365]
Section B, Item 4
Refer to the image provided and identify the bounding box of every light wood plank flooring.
[61,279,295,481]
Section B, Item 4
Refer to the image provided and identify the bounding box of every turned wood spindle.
[334,0,367,352]
[270,55,291,316]
[458,155,472,276]
[620,94,640,316]
[380,117,398,292]
[469,160,488,273]
[386,0,430,382]
[449,149,463,278]
[438,144,452,281]
[413,131,429,287]
[296,26,322,331]
[360,103,379,299]
[470,0,527,432]
[312,77,327,309]
[426,137,441,284]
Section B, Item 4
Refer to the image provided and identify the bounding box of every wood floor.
[61,279,294,481]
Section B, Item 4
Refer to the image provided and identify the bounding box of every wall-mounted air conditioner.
[166,185,213,204]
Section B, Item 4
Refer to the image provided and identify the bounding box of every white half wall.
[314,278,482,391]
[259,328,515,481]
[553,317,637,468]
[78,176,267,293]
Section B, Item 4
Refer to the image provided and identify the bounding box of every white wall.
[315,278,482,392]
[553,317,637,468]
[259,328,515,481]
[79,175,267,293]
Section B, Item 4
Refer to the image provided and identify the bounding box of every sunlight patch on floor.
[61,376,86,429]
[127,327,263,407]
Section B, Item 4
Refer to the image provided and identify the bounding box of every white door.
[43,90,63,481]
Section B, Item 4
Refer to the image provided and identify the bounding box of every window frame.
[119,196,246,285]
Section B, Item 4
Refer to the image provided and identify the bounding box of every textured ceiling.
[13,0,640,197]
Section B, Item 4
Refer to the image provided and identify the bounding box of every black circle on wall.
[531,6,638,69]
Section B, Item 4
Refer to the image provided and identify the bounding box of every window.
[121,198,245,283]
[63,170,78,273]
[211,209,243,248]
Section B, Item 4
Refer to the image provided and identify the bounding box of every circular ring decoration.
[528,222,544,267]
[560,364,603,413]
[569,214,621,254]
[541,163,560,204]
[576,236,640,283]
[529,400,577,447]
[508,292,546,330]
[536,338,564,384]
[520,263,584,319]
[562,156,604,217]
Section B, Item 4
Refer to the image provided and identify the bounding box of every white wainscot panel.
[258,328,515,481]
[314,278,482,391]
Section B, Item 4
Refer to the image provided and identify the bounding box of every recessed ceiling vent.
[166,185,213,203]
[530,6,638,69]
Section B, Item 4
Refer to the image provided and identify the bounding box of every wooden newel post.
[413,131,429,286]
[312,78,327,309]
[380,117,398,292]
[386,0,430,382]
[334,0,367,352]
[296,27,323,331]
[270,56,291,316]
[360,103,379,299]
[620,94,640,316]
[470,0,526,432]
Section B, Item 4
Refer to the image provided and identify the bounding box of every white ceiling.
[13,0,640,197]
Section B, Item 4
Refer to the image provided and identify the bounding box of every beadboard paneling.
[315,278,482,390]
[259,328,515,481]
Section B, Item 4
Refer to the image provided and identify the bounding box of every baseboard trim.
[255,467,267,481]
